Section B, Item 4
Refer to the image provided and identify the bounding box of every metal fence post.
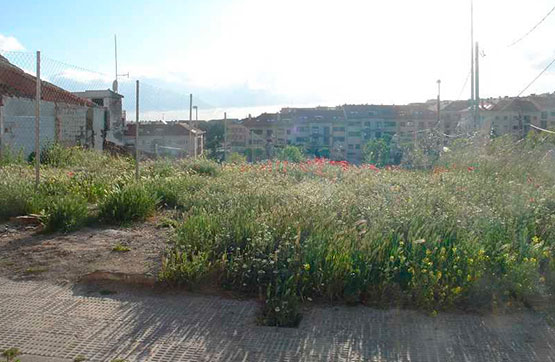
[35,51,41,190]
[135,80,140,181]
[0,97,4,162]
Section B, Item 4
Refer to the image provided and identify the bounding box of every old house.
[124,121,204,158]
[72,89,125,146]
[0,55,106,157]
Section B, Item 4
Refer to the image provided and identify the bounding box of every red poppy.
[467,166,475,172]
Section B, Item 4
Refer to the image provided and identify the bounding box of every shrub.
[44,194,88,233]
[99,183,157,224]
[227,152,246,164]
[180,158,219,176]
[0,176,32,220]
[259,278,302,327]
[278,146,304,162]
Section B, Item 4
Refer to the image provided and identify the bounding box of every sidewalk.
[0,277,554,361]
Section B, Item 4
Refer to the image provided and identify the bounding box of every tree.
[362,138,390,167]
[278,145,304,162]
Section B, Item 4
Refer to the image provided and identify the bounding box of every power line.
[517,56,555,96]
[508,4,555,47]
[457,71,471,100]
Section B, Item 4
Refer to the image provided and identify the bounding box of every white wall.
[2,96,106,157]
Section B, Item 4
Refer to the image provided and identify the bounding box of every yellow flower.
[303,263,311,271]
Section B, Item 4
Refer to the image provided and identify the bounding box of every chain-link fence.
[0,49,212,184]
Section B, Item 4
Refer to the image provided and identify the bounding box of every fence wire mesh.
[0,50,210,184]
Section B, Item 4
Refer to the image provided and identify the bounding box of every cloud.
[56,68,112,84]
[0,34,25,51]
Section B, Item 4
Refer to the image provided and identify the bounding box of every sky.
[1,0,555,120]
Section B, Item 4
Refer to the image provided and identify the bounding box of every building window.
[348,131,361,137]
[541,112,548,119]
[385,121,396,127]
[333,127,345,132]
[400,122,406,127]
[333,136,345,142]
[364,121,371,127]
[92,98,104,106]
[286,129,291,135]
[355,144,360,149]
[348,144,354,149]
[376,122,382,128]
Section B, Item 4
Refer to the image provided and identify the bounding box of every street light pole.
[437,79,441,125]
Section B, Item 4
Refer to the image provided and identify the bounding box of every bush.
[278,146,304,162]
[44,194,88,233]
[227,152,247,164]
[180,158,219,176]
[99,183,157,224]
[259,278,302,327]
[0,172,32,220]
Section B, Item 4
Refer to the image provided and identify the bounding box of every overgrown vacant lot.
[1,135,554,326]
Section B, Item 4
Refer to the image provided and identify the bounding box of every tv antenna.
[113,34,129,93]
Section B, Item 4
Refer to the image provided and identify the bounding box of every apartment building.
[227,94,555,164]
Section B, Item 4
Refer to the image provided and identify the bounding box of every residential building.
[123,121,204,158]
[0,55,106,157]
[72,89,125,145]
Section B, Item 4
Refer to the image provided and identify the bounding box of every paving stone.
[1,276,555,361]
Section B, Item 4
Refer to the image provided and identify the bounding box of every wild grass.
[0,136,554,325]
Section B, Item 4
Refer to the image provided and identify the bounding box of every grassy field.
[1,134,554,326]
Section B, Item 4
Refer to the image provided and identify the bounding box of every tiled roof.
[342,105,396,119]
[490,98,540,113]
[443,100,472,112]
[280,107,345,122]
[242,113,278,127]
[0,55,94,107]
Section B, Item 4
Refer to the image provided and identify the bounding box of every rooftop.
[0,55,95,107]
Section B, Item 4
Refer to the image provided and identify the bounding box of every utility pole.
[35,51,41,190]
[437,79,441,125]
[470,0,475,105]
[223,112,228,162]
[475,42,480,128]
[189,94,193,157]
[135,80,140,181]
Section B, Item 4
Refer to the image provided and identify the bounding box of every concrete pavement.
[0,277,554,361]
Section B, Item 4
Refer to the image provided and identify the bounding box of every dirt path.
[0,218,170,283]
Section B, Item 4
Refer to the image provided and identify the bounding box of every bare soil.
[0,217,170,284]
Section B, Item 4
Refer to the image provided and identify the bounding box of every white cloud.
[117,0,555,111]
[0,34,25,51]
[57,68,112,84]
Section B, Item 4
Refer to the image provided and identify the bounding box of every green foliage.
[0,146,25,166]
[2,347,21,362]
[363,138,390,167]
[179,157,219,176]
[228,152,247,164]
[159,135,555,314]
[260,277,302,327]
[278,145,304,162]
[0,169,32,220]
[99,183,157,224]
[112,243,130,252]
[44,194,88,233]
[73,355,87,362]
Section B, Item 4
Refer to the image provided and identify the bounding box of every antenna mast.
[113,34,119,92]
